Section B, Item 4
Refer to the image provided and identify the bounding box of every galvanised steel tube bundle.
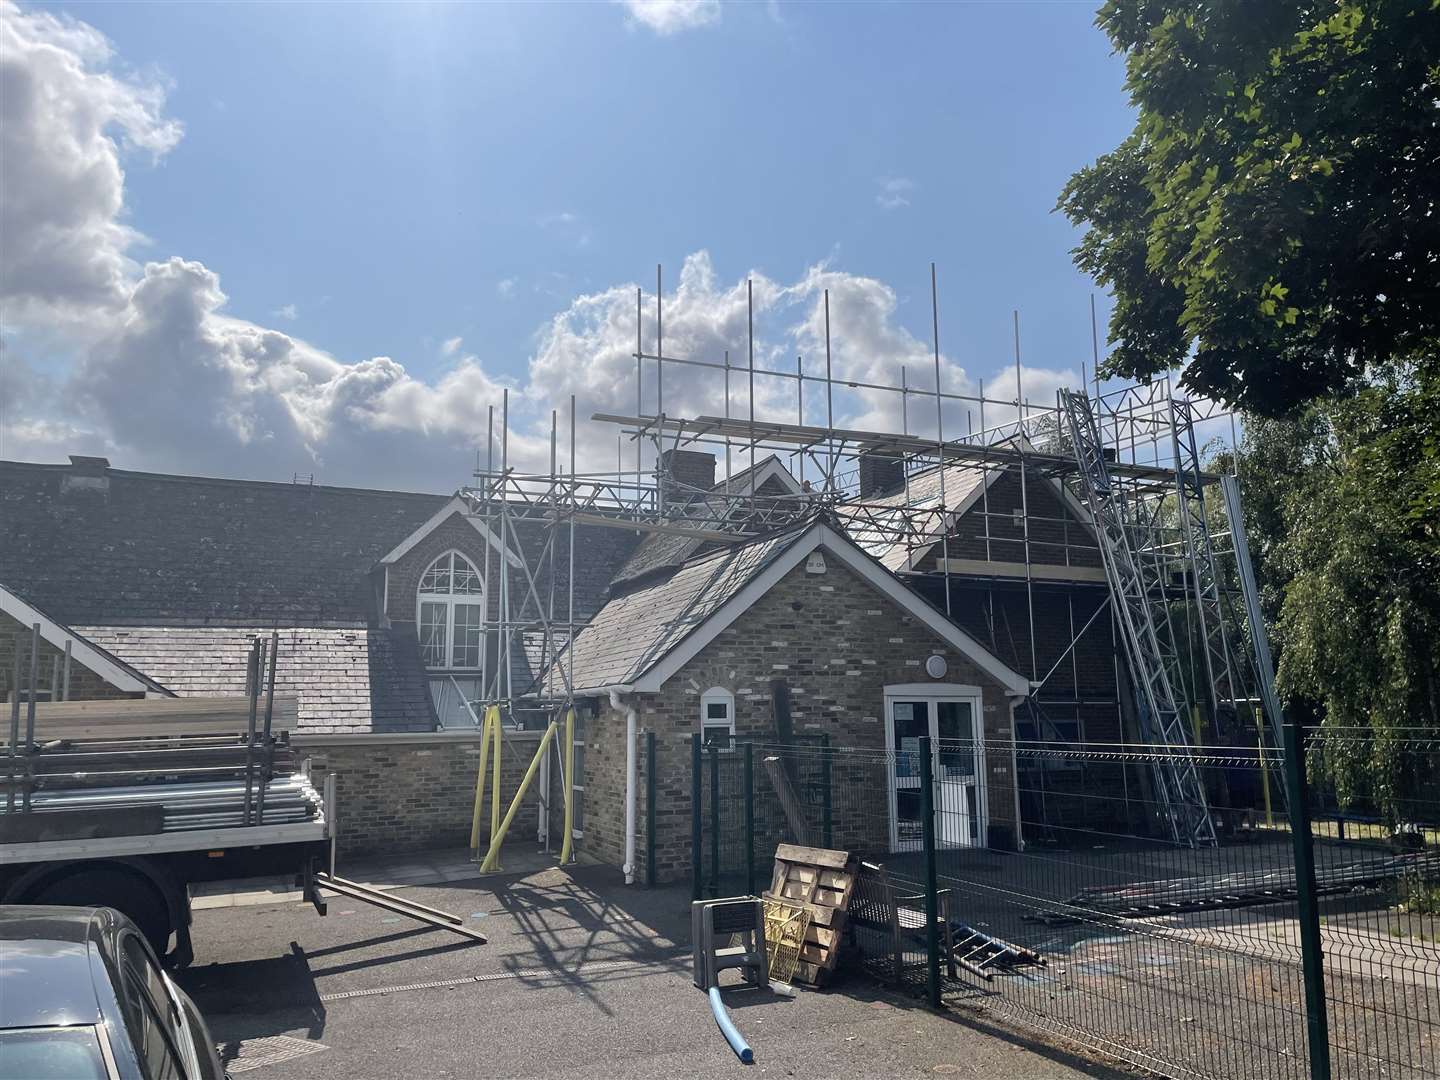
[27,776,323,832]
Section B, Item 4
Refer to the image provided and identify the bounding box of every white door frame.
[882,683,986,851]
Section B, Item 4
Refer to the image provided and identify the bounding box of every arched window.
[416,551,484,670]
[700,686,736,750]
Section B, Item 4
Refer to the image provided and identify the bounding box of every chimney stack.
[857,450,905,498]
[658,449,717,502]
[61,454,111,498]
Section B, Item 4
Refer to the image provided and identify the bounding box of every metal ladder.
[1059,390,1216,847]
[1168,399,1241,736]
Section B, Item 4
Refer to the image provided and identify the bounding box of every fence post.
[691,733,702,901]
[919,734,942,1008]
[743,742,756,896]
[646,731,657,889]
[820,732,833,849]
[709,744,721,898]
[1283,721,1331,1080]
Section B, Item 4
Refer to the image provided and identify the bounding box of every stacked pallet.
[762,843,858,985]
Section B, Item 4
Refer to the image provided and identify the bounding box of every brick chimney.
[857,450,905,498]
[61,454,110,498]
[658,449,716,501]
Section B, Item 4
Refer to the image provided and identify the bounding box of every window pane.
[0,1028,107,1080]
[452,555,482,594]
[705,702,728,720]
[125,974,185,1080]
[430,677,483,727]
[419,554,452,594]
[452,603,483,668]
[702,724,732,750]
[419,601,448,667]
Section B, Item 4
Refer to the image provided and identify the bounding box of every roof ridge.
[0,458,453,500]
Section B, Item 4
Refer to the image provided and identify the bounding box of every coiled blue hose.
[707,985,754,1064]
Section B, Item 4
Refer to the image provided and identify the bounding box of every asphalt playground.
[175,861,1132,1079]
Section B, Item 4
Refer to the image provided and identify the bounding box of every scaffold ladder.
[1168,399,1240,736]
[1060,390,1216,847]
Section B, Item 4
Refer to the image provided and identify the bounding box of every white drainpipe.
[609,688,638,884]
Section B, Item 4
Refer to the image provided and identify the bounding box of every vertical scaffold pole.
[646,731,657,888]
[743,741,755,897]
[920,734,941,1008]
[691,733,703,901]
[709,744,721,897]
[469,705,500,852]
[560,707,575,864]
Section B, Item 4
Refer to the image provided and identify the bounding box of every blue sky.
[2,1,1137,487]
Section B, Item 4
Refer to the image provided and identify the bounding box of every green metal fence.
[692,728,1440,1080]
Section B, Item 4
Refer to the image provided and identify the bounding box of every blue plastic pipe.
[707,986,754,1065]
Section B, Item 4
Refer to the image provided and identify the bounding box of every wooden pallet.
[761,843,858,985]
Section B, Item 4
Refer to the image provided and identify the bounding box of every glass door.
[889,699,930,851]
[886,691,986,852]
[935,700,981,847]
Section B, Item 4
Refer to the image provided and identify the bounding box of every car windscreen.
[0,1025,110,1079]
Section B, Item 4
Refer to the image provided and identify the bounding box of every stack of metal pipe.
[28,775,322,831]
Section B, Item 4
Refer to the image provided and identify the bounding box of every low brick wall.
[297,729,565,860]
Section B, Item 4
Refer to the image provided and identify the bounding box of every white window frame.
[416,550,486,673]
[700,686,736,750]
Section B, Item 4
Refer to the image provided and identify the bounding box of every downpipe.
[609,689,638,885]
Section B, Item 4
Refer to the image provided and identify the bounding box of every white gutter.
[608,688,639,885]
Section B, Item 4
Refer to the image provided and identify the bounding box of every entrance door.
[885,688,985,851]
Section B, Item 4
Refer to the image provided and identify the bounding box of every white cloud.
[875,177,914,211]
[529,252,1079,477]
[496,278,517,299]
[273,303,298,320]
[0,0,181,331]
[0,2,1078,490]
[619,0,721,36]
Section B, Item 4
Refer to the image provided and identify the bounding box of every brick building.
[2,445,1123,873]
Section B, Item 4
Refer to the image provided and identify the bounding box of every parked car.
[0,906,225,1080]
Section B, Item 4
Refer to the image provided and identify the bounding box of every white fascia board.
[377,495,520,568]
[0,586,158,695]
[749,457,804,495]
[903,466,1005,570]
[633,521,1030,698]
[720,456,804,496]
[1010,433,1098,542]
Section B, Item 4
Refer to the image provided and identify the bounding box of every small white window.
[700,687,735,750]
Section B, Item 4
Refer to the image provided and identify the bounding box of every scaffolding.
[453,264,1281,848]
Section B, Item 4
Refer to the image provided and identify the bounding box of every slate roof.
[0,461,448,627]
[841,462,993,571]
[611,460,807,589]
[561,525,801,692]
[80,626,436,734]
[0,460,640,629]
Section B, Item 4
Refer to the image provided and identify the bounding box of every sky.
[0,0,1137,492]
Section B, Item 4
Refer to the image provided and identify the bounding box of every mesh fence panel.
[693,731,1440,1079]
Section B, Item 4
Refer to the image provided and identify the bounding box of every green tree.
[1060,1,1440,415]
[1231,366,1440,815]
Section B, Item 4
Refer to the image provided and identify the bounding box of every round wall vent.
[925,654,948,679]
